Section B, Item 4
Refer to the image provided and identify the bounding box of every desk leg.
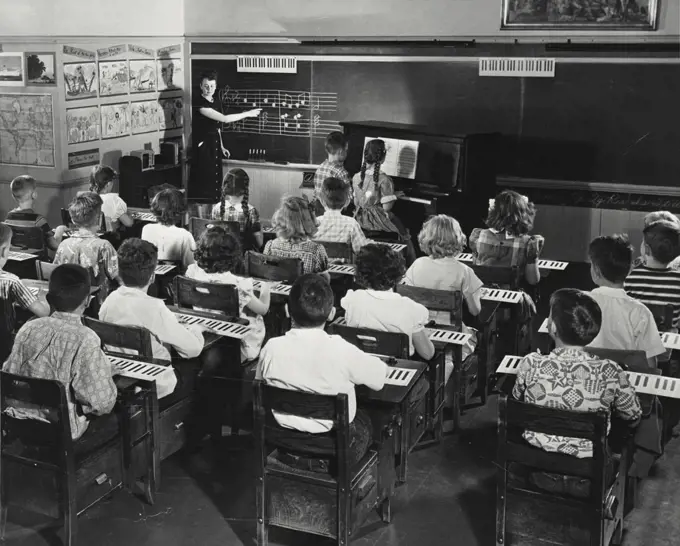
[397,401,409,484]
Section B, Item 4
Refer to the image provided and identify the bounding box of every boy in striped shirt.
[625,220,680,329]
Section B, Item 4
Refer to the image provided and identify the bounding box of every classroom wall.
[0,38,187,227]
[184,0,680,38]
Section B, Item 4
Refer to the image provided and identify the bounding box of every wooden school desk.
[357,357,428,485]
[5,250,40,279]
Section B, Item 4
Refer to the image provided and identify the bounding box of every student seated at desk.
[142,188,196,272]
[54,192,120,302]
[258,274,388,464]
[342,244,435,361]
[264,196,329,279]
[311,131,352,217]
[186,226,269,362]
[632,211,680,270]
[99,239,203,370]
[513,288,642,460]
[469,190,544,286]
[587,235,666,368]
[88,165,134,232]
[211,168,263,250]
[5,175,66,252]
[402,215,481,379]
[625,220,680,330]
[315,176,371,255]
[2,264,118,442]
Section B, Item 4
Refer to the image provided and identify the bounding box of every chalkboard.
[191,57,680,185]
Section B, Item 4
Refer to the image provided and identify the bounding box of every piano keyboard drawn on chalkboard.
[385,367,417,387]
[219,87,341,138]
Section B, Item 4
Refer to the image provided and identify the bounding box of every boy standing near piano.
[99,238,204,363]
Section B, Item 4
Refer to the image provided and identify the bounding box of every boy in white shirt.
[99,238,204,375]
[141,188,196,271]
[259,273,388,464]
[587,235,665,368]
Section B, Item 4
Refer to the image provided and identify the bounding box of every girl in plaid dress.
[211,168,263,251]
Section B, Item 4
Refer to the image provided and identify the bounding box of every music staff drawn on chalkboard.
[219,87,340,138]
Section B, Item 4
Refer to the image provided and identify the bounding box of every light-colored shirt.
[259,328,387,433]
[512,347,642,458]
[341,289,429,356]
[315,210,370,254]
[141,224,196,270]
[54,229,118,281]
[0,269,37,310]
[100,193,128,230]
[588,286,666,359]
[184,264,266,362]
[2,312,117,439]
[403,255,483,323]
[99,285,203,365]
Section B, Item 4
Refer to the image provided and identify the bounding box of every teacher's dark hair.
[199,70,218,84]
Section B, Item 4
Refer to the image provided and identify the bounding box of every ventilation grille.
[237,56,297,73]
[479,57,555,78]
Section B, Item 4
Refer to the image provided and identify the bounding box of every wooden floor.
[4,263,680,545]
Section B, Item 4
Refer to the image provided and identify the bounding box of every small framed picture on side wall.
[0,52,26,86]
[25,52,57,85]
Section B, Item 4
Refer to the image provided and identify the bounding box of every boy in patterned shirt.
[315,176,372,255]
[54,192,119,301]
[311,132,351,216]
[3,264,118,443]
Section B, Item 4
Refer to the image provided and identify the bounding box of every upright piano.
[341,121,500,244]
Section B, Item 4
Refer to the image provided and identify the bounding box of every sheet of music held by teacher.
[218,86,342,138]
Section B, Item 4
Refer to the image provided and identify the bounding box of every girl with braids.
[88,165,134,232]
[211,168,263,250]
[352,139,416,262]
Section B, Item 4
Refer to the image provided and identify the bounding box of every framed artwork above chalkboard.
[501,0,658,30]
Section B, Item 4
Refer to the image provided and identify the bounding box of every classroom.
[0,0,679,544]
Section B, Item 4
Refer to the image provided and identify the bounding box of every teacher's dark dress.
[190,94,224,201]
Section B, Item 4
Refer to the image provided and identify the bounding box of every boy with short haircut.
[587,234,665,367]
[54,192,119,297]
[3,264,118,441]
[5,175,65,251]
[314,176,372,254]
[99,238,204,368]
[625,220,680,329]
[311,131,351,216]
[258,274,388,463]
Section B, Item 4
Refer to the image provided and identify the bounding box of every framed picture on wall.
[501,0,659,30]
[64,62,98,100]
[25,53,56,85]
[0,53,25,86]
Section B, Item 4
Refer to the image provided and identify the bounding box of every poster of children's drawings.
[63,62,98,100]
[66,105,101,144]
[157,58,182,91]
[159,97,183,130]
[129,59,157,93]
[101,102,130,139]
[131,100,159,134]
[99,60,129,96]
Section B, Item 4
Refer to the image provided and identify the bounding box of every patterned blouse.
[264,238,329,275]
[512,347,642,458]
[211,202,261,232]
[54,229,118,281]
[469,228,544,269]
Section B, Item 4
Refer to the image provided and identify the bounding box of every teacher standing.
[190,70,261,200]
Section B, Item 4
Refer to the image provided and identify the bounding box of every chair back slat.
[262,384,341,421]
[10,225,45,251]
[318,241,354,264]
[586,348,649,373]
[471,265,522,290]
[36,261,59,281]
[83,317,154,358]
[172,275,240,316]
[189,217,241,242]
[504,397,604,439]
[644,303,675,332]
[245,251,302,283]
[396,285,462,324]
[328,323,409,358]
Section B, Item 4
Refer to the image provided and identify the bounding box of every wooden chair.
[245,251,303,284]
[0,296,15,363]
[172,275,240,317]
[327,323,410,359]
[36,260,59,281]
[0,371,156,545]
[318,240,354,264]
[496,395,631,546]
[189,217,240,242]
[253,381,390,546]
[9,225,45,255]
[645,302,674,332]
[82,317,154,359]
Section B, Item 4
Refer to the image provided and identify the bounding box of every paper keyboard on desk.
[155,264,177,275]
[456,253,568,271]
[251,279,292,295]
[333,317,471,345]
[480,287,522,304]
[329,264,356,275]
[495,354,680,399]
[132,212,157,222]
[174,312,252,339]
[375,242,406,253]
[385,367,417,386]
[8,251,36,262]
[28,287,40,297]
